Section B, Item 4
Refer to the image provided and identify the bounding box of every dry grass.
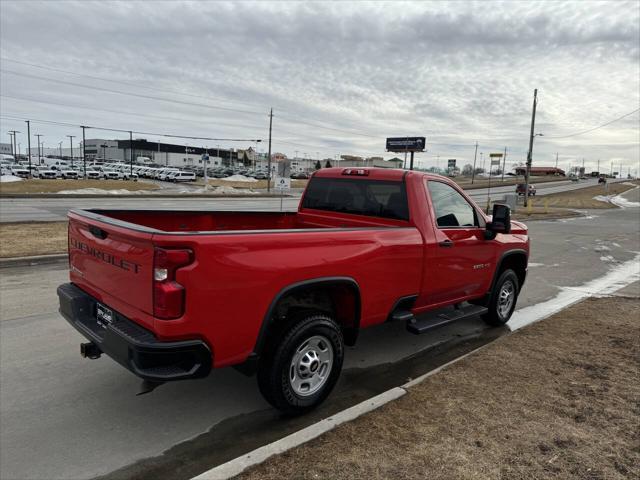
[0,179,158,194]
[0,221,68,257]
[454,175,570,190]
[238,296,640,480]
[512,207,582,221]
[526,181,639,209]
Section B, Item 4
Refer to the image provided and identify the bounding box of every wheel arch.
[253,277,362,357]
[492,249,528,292]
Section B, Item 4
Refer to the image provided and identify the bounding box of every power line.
[0,114,261,142]
[1,69,266,116]
[1,56,271,110]
[544,108,640,139]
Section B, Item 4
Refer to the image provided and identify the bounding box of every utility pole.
[555,152,558,169]
[501,146,507,182]
[35,134,43,164]
[266,108,273,193]
[81,126,87,177]
[58,141,63,159]
[597,158,600,175]
[8,130,20,159]
[129,131,133,176]
[410,151,414,171]
[524,88,538,207]
[67,135,75,168]
[471,142,478,184]
[26,121,32,173]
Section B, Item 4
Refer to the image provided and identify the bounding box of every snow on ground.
[57,188,149,195]
[0,175,23,183]
[221,175,258,182]
[593,186,640,208]
[594,245,611,252]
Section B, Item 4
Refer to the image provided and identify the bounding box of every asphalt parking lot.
[1,188,638,480]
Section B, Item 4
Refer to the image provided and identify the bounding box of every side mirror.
[486,204,511,239]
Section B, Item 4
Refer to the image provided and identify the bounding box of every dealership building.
[80,138,260,168]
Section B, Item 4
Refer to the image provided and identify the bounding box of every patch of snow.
[528,263,544,268]
[610,190,640,208]
[592,195,611,203]
[612,242,621,248]
[221,175,258,182]
[508,253,640,331]
[57,188,148,195]
[0,175,23,183]
[594,245,610,252]
[599,255,616,263]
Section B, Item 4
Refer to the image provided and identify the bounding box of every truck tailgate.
[68,211,155,326]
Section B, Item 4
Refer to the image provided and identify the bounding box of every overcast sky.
[1,0,639,173]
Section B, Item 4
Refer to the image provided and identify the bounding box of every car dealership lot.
[1,201,638,480]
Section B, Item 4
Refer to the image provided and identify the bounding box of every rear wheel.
[482,269,519,326]
[257,313,344,415]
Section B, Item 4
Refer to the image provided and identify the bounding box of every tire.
[482,269,519,326]
[257,313,344,415]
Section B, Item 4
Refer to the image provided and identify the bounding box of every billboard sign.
[386,137,426,153]
[447,159,456,169]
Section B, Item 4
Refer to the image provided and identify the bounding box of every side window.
[427,181,477,228]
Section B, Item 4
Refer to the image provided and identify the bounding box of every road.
[1,188,638,480]
[0,177,622,223]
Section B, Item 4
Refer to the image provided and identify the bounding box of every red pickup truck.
[58,168,529,414]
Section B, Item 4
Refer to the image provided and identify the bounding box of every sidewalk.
[236,295,639,480]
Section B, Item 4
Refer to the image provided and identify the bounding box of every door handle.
[438,239,454,247]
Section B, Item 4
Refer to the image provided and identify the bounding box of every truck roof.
[312,167,448,182]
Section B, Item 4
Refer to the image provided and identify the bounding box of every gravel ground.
[237,295,640,480]
[0,179,158,194]
[0,221,67,257]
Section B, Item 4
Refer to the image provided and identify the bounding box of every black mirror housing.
[488,204,511,236]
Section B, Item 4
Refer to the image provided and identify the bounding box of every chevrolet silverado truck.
[58,167,529,414]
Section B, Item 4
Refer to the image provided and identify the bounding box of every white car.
[58,169,79,179]
[122,171,138,181]
[10,167,30,179]
[34,167,57,179]
[83,169,101,180]
[172,171,197,182]
[159,169,180,181]
[101,170,121,180]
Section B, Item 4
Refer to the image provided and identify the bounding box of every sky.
[1,0,639,174]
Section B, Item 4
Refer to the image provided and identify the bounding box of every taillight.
[153,247,193,319]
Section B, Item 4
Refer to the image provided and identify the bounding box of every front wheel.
[482,269,519,326]
[257,313,344,415]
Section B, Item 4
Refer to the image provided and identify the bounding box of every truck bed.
[75,208,409,233]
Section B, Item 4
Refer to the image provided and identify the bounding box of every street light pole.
[7,133,14,157]
[35,134,43,164]
[524,88,539,207]
[58,141,63,159]
[471,141,478,184]
[81,126,87,177]
[267,108,273,193]
[26,121,32,173]
[67,135,75,168]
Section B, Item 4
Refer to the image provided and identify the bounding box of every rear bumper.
[57,282,212,382]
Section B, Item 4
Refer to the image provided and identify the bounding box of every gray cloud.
[0,0,638,172]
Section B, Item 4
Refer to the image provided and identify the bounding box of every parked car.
[9,167,30,178]
[34,167,57,179]
[58,169,79,180]
[83,169,101,180]
[59,167,529,414]
[122,171,138,181]
[598,176,607,184]
[101,170,121,180]
[291,172,310,179]
[515,183,536,196]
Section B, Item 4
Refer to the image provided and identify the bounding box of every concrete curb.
[191,387,406,480]
[0,253,68,268]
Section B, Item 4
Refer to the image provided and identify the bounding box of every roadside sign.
[386,137,426,152]
[275,176,290,191]
[447,159,456,169]
[491,159,501,166]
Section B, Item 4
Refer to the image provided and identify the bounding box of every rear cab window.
[302,177,409,221]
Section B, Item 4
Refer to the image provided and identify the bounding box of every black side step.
[407,304,488,335]
[389,310,415,322]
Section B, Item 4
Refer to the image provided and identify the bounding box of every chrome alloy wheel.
[289,335,334,397]
[497,280,516,318]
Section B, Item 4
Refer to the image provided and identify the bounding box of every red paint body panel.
[65,168,529,368]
